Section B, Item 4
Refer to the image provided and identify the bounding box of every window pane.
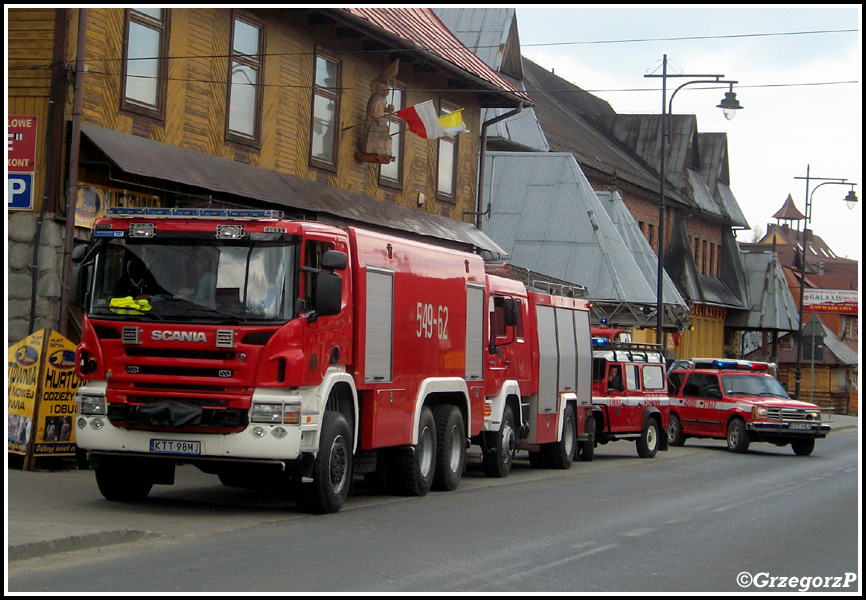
[311,93,335,162]
[132,7,162,21]
[315,57,337,88]
[229,62,256,136]
[126,22,160,107]
[380,119,401,181]
[438,138,454,195]
[233,19,260,56]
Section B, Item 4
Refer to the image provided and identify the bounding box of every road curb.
[8,529,160,562]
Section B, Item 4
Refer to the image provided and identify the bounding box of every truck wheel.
[545,404,575,469]
[667,413,686,447]
[298,410,352,514]
[578,416,596,462]
[94,457,154,502]
[636,417,660,458]
[432,405,466,491]
[791,439,815,456]
[482,405,516,478]
[726,418,751,453]
[394,406,436,496]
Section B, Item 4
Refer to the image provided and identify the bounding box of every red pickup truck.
[666,359,830,455]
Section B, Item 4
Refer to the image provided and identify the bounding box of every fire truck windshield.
[89,238,298,322]
[721,373,789,398]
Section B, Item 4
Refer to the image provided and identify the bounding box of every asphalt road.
[7,418,860,593]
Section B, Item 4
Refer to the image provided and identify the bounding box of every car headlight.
[807,411,820,420]
[751,406,768,419]
[77,394,107,416]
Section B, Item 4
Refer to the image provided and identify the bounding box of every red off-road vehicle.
[667,359,830,455]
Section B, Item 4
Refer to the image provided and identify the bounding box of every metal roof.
[772,193,806,221]
[434,8,549,152]
[726,249,801,331]
[335,8,532,107]
[432,8,514,72]
[595,190,688,310]
[481,152,692,326]
[81,124,505,255]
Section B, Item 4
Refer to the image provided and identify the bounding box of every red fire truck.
[666,359,830,455]
[585,333,669,459]
[71,208,592,513]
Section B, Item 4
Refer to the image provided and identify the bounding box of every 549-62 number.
[416,302,449,340]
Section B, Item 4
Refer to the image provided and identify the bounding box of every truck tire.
[726,418,751,453]
[394,406,436,496]
[482,405,516,478]
[791,439,815,456]
[432,405,466,491]
[298,410,352,514]
[94,457,154,502]
[636,417,660,458]
[667,413,686,447]
[578,415,596,462]
[544,404,575,469]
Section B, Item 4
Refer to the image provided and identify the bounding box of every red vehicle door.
[677,372,720,436]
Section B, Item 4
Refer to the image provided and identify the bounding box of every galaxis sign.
[803,289,858,314]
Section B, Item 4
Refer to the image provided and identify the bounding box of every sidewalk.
[7,414,859,562]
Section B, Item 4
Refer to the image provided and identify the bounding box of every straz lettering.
[151,331,208,343]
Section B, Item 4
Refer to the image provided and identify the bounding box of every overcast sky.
[514,5,861,261]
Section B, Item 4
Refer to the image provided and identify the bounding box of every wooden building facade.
[7,8,530,343]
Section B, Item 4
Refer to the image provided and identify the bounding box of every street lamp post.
[645,55,742,348]
[792,165,858,399]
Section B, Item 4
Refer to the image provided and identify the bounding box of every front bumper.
[75,414,310,461]
[747,420,831,440]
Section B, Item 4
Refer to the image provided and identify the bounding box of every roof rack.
[592,339,665,364]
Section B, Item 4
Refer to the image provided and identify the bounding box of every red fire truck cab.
[587,335,669,459]
[666,359,831,455]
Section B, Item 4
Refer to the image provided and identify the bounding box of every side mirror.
[69,245,91,308]
[502,298,517,327]
[314,271,342,317]
[321,250,347,271]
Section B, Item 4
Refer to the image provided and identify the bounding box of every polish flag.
[396,100,466,139]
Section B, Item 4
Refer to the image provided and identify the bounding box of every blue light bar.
[105,207,283,219]
[592,337,609,347]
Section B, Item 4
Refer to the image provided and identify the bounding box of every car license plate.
[789,422,813,430]
[150,439,201,455]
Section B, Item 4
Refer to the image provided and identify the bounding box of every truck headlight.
[251,403,283,424]
[77,394,107,416]
[751,406,768,419]
[807,411,820,420]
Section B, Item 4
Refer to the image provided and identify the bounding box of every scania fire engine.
[72,208,593,513]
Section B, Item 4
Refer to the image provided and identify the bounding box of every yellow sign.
[8,330,43,455]
[8,329,85,460]
[75,182,160,228]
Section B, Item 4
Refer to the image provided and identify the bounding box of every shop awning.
[81,123,505,255]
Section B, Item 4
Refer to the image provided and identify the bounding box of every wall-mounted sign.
[76,182,160,228]
[8,116,37,211]
[803,289,858,315]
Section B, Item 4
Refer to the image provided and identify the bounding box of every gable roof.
[726,249,801,331]
[433,8,549,151]
[333,8,532,108]
[481,151,689,326]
